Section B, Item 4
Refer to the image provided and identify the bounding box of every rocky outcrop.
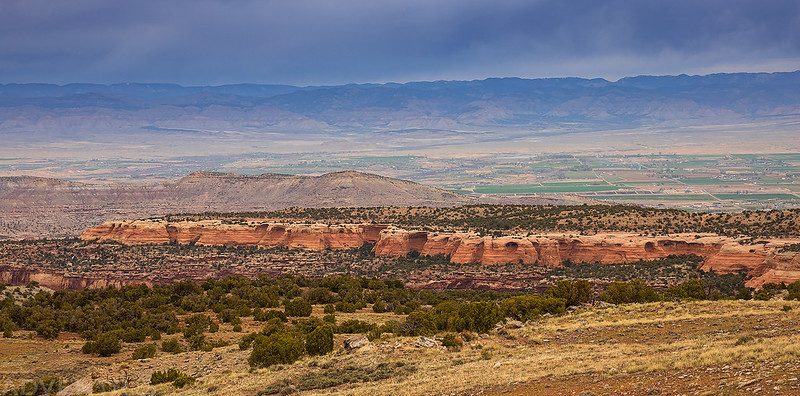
[0,265,152,290]
[374,229,769,268]
[745,251,800,288]
[344,336,370,351]
[80,220,800,286]
[82,220,388,250]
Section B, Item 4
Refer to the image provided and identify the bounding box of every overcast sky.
[1,0,798,85]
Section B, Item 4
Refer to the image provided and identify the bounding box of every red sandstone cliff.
[744,250,800,288]
[373,229,768,268]
[81,220,388,250]
[80,220,800,287]
[0,265,152,290]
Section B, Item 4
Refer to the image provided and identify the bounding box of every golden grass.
[68,299,800,395]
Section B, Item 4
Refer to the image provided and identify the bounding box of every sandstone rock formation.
[80,219,800,287]
[0,265,152,290]
[372,229,770,268]
[81,220,388,250]
[744,250,800,288]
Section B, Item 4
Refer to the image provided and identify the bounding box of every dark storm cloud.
[1,0,798,84]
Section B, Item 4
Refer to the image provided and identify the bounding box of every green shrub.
[35,320,60,340]
[239,332,259,350]
[754,289,773,301]
[399,311,437,336]
[336,319,376,334]
[599,280,661,304]
[452,301,501,333]
[82,333,121,357]
[292,317,328,335]
[441,333,462,349]
[218,309,239,323]
[664,279,707,301]
[306,325,334,356]
[323,304,335,314]
[258,378,297,395]
[150,368,195,388]
[249,332,304,368]
[92,380,126,393]
[186,332,206,351]
[545,279,593,307]
[372,300,385,313]
[499,295,565,322]
[735,287,753,300]
[787,281,800,300]
[284,299,312,317]
[161,338,183,353]
[254,309,288,322]
[295,362,415,391]
[173,374,196,388]
[335,301,356,313]
[395,304,412,315]
[121,327,149,343]
[306,287,334,304]
[233,324,243,332]
[132,343,157,359]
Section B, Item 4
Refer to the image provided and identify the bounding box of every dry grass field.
[3,299,800,395]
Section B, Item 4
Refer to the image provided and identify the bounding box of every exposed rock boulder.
[344,336,370,351]
[505,320,524,329]
[414,336,437,348]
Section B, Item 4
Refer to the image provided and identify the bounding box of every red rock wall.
[0,265,152,290]
[81,220,800,286]
[374,230,767,269]
[82,220,388,250]
[745,251,800,288]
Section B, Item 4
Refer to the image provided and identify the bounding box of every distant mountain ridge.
[2,71,799,134]
[0,171,475,239]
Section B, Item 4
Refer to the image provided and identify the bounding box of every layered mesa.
[80,219,800,288]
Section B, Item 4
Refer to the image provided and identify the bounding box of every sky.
[1,0,799,86]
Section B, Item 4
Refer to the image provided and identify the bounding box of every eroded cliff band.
[79,219,800,288]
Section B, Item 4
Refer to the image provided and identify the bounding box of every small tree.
[249,333,304,368]
[545,279,593,307]
[399,311,437,336]
[161,338,183,353]
[787,282,800,300]
[600,280,660,304]
[132,344,157,359]
[82,332,121,357]
[305,325,334,356]
[36,320,61,340]
[735,287,753,300]
[284,298,312,317]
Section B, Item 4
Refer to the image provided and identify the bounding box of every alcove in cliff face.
[408,232,428,253]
